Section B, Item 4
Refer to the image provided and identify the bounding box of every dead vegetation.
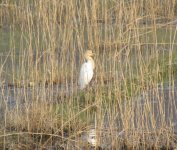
[0,0,177,149]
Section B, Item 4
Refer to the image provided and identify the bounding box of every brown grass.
[0,0,177,149]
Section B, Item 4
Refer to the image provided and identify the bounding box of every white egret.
[79,50,95,90]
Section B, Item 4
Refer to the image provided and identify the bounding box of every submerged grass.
[0,0,177,149]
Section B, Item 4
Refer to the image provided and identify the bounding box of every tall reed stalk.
[0,0,177,149]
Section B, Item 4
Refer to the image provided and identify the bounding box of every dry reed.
[0,0,177,149]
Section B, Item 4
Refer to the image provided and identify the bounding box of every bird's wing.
[79,62,93,89]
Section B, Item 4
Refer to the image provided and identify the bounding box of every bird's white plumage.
[79,60,94,89]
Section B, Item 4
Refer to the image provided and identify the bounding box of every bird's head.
[84,50,94,59]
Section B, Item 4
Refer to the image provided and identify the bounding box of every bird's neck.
[85,57,95,69]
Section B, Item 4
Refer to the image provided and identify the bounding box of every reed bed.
[0,0,177,149]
